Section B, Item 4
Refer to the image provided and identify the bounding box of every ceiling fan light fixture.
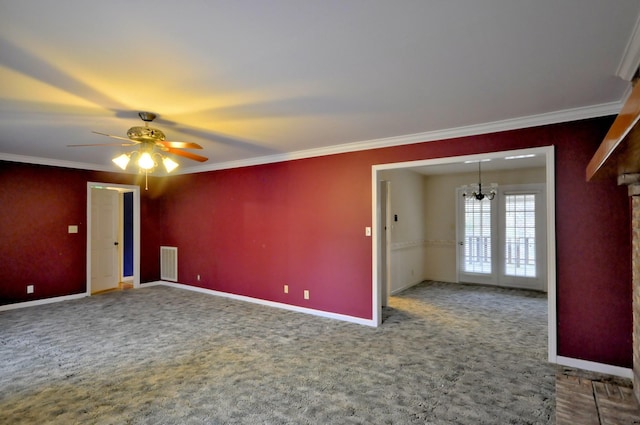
[112,153,130,170]
[138,152,155,170]
[79,112,208,189]
[163,156,179,173]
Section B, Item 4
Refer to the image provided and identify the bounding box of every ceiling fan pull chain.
[145,170,149,191]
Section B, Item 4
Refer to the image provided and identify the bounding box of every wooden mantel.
[587,82,640,182]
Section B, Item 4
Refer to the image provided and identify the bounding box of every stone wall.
[633,195,640,404]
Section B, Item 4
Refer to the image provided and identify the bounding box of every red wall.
[159,117,631,367]
[0,162,164,303]
[161,156,375,318]
[0,116,632,367]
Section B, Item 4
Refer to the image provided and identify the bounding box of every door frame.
[378,180,391,307]
[371,146,557,363]
[86,182,141,295]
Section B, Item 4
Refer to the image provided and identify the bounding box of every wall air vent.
[160,246,178,282]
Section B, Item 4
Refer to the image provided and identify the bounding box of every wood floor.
[556,368,640,424]
[91,281,133,295]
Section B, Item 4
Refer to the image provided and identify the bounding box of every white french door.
[457,184,546,291]
[498,185,546,290]
[457,191,498,285]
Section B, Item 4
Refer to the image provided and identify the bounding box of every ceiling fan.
[68,111,208,165]
[68,112,208,189]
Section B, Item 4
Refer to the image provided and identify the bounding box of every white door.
[456,184,546,291]
[457,188,498,285]
[91,188,119,293]
[498,186,546,291]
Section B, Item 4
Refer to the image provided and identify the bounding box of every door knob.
[114,241,119,246]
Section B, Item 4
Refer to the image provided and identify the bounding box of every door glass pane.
[463,197,492,274]
[504,194,536,277]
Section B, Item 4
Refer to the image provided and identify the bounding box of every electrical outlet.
[304,290,309,300]
[27,285,34,294]
[284,285,288,294]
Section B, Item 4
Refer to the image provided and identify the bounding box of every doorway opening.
[371,146,557,363]
[86,182,141,295]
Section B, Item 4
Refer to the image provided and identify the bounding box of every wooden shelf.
[586,83,640,181]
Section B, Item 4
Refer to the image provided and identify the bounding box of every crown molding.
[1,100,625,175]
[179,100,624,174]
[0,152,115,172]
[617,14,640,81]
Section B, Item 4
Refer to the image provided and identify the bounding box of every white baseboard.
[144,280,376,327]
[0,293,87,312]
[139,281,164,287]
[390,279,424,295]
[556,355,633,379]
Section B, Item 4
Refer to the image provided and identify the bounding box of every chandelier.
[462,161,497,201]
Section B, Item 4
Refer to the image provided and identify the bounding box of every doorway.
[86,182,141,294]
[371,146,557,362]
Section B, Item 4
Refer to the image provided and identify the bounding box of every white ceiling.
[0,1,639,174]
[410,153,548,176]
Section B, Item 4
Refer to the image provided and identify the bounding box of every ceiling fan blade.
[67,142,138,147]
[91,131,135,142]
[165,148,208,162]
[157,140,203,150]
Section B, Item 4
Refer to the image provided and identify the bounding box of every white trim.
[0,293,87,312]
[617,14,640,81]
[86,182,141,296]
[0,153,116,172]
[2,279,374,326]
[139,281,164,287]
[0,101,622,175]
[545,150,557,363]
[180,102,621,174]
[390,240,427,250]
[371,147,557,364]
[557,356,633,380]
[0,279,376,328]
[390,281,423,296]
[372,167,381,325]
[147,281,377,327]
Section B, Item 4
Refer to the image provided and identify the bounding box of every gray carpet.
[0,281,554,424]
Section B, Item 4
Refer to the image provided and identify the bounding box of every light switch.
[68,225,78,234]
[365,227,371,236]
